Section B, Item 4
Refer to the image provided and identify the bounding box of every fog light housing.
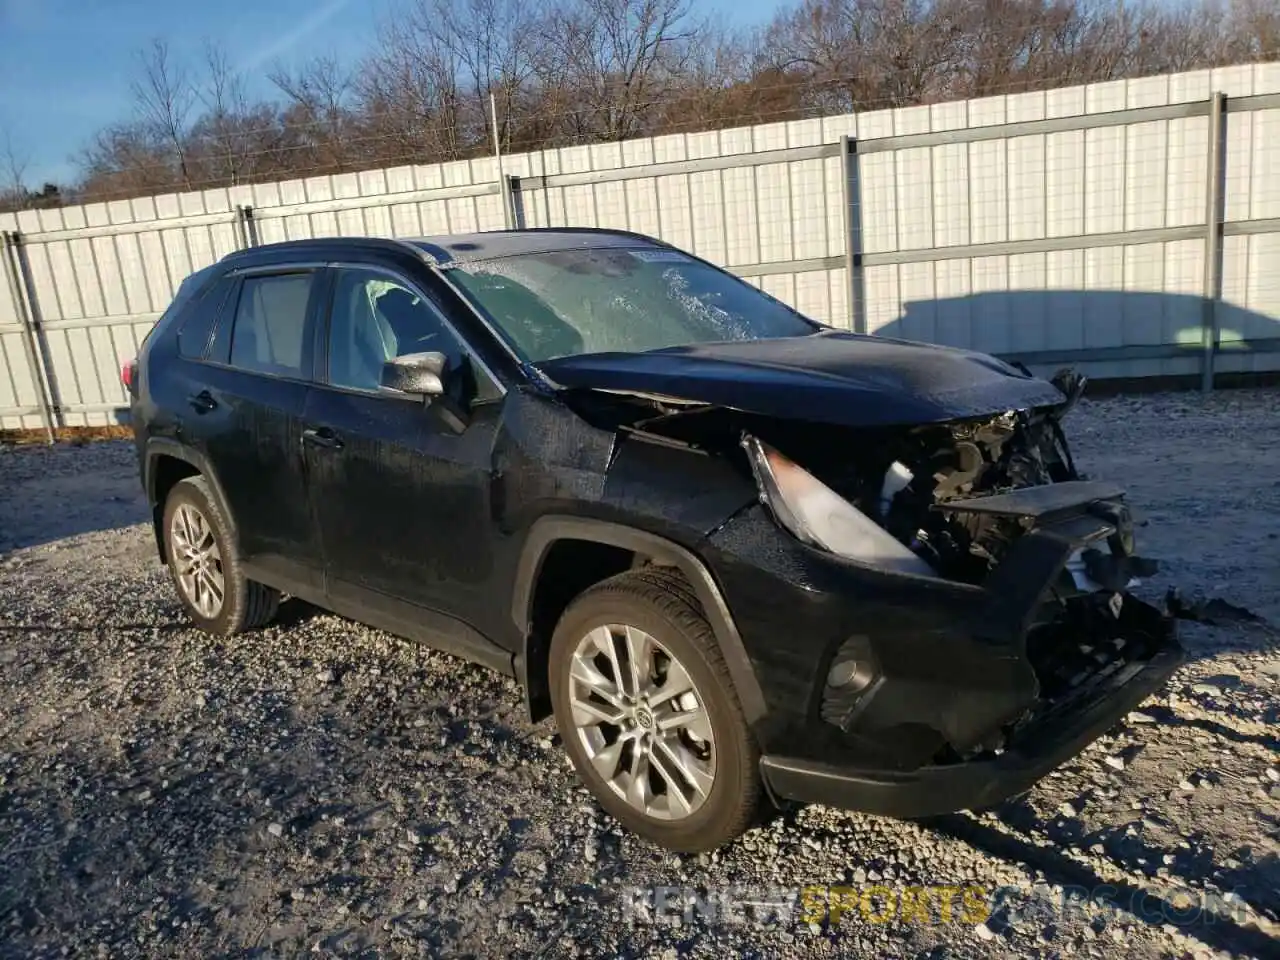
[821,635,881,730]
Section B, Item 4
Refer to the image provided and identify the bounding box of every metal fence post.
[490,94,516,230]
[840,135,867,334]
[508,175,525,230]
[1,230,57,442]
[1200,92,1227,393]
[236,205,259,248]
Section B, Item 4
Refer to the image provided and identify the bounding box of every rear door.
[184,266,326,591]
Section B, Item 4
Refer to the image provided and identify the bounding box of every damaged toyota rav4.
[128,229,1182,852]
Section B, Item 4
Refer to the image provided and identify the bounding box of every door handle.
[187,390,217,413]
[302,427,343,450]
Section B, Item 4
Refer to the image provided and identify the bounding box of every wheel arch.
[512,517,766,725]
[145,439,237,564]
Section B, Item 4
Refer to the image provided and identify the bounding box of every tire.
[548,567,760,852]
[162,476,279,635]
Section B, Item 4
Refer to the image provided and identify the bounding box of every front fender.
[511,515,767,725]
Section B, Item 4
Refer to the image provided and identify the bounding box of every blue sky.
[0,0,780,188]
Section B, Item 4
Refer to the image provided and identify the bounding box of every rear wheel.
[162,476,279,635]
[548,568,760,852]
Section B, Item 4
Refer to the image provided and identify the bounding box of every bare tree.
[271,55,359,173]
[757,0,964,112]
[653,28,793,130]
[58,0,1280,204]
[1,124,28,194]
[422,0,546,147]
[195,40,253,184]
[354,0,552,165]
[1224,0,1280,60]
[537,0,709,142]
[132,39,197,189]
[0,122,30,212]
[0,121,30,211]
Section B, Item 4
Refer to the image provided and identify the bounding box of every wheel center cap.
[635,706,654,730]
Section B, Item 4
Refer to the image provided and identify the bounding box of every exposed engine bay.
[565,366,1155,590]
[766,378,1091,585]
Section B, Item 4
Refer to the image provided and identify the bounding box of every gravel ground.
[1,388,1278,960]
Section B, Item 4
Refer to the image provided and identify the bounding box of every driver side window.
[326,268,459,392]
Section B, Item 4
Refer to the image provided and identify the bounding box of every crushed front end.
[557,356,1183,818]
[698,371,1184,817]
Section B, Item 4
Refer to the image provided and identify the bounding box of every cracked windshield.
[444,248,815,362]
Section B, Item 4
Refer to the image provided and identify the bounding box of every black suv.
[128,229,1182,852]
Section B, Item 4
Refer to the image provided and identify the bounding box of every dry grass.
[0,425,134,445]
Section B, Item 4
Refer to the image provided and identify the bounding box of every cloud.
[235,0,351,73]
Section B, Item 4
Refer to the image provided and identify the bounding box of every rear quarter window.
[175,276,236,360]
[150,265,218,343]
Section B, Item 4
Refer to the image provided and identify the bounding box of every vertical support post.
[490,93,515,230]
[1,230,56,443]
[236,204,259,249]
[507,176,526,230]
[840,135,867,334]
[1200,91,1226,393]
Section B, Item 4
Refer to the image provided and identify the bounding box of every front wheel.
[162,476,279,635]
[548,568,761,852]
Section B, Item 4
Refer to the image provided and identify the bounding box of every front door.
[301,265,503,628]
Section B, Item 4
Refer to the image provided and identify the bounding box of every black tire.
[162,476,279,635]
[548,567,760,852]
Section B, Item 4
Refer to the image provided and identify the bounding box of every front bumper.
[702,481,1185,815]
[759,637,1182,818]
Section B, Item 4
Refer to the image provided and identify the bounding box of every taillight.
[122,359,138,393]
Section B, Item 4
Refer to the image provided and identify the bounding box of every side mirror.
[381,351,447,399]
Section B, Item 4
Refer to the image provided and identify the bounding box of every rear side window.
[176,277,234,359]
[144,265,217,351]
[227,273,313,377]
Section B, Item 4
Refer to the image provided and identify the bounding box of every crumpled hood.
[535,331,1069,427]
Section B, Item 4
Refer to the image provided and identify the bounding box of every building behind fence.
[2,62,1278,432]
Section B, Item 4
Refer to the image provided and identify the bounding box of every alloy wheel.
[169,503,225,619]
[567,624,716,820]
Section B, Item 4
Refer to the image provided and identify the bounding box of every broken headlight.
[742,435,936,577]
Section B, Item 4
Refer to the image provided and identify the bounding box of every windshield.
[442,247,817,363]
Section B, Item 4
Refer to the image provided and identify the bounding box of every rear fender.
[144,438,238,561]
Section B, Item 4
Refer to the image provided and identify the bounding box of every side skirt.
[242,561,516,678]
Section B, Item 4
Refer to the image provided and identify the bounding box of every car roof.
[219,229,668,268]
[407,229,668,265]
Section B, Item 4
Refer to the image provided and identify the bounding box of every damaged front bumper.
[759,605,1181,818]
[703,479,1185,820]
